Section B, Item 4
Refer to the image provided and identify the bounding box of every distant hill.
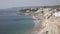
[42,5,60,8]
[0,5,60,12]
[0,5,60,15]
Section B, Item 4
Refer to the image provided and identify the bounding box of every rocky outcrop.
[17,8,60,34]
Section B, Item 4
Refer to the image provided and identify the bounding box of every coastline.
[32,16,40,25]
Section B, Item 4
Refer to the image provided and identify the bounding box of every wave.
[32,16,40,25]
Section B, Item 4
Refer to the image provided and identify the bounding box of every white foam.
[32,16,40,25]
[32,16,36,19]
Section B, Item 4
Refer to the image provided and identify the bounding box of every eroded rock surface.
[17,8,60,34]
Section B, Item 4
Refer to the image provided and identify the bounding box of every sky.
[0,0,60,9]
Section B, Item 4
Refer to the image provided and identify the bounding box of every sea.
[0,11,35,34]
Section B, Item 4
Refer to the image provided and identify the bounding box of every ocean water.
[0,11,35,34]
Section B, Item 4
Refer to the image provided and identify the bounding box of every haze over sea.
[0,10,35,34]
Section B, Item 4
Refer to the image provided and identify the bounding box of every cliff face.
[16,7,60,34]
[41,12,60,34]
[36,8,60,34]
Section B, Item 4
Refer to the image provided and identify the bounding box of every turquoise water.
[0,14,35,34]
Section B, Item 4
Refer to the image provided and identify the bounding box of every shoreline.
[32,16,40,25]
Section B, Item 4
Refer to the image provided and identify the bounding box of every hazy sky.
[0,0,60,9]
